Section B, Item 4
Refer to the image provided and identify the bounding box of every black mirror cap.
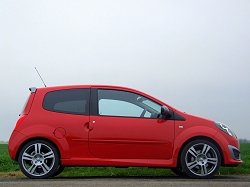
[161,105,171,117]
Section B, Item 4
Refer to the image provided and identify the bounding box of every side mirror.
[161,106,171,117]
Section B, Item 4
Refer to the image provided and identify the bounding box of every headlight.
[214,122,237,138]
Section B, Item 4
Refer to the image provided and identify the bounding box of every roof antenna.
[34,67,46,87]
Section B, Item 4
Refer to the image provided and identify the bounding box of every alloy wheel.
[181,139,221,178]
[18,140,59,178]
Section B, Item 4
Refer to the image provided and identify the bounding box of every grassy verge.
[1,143,249,178]
[58,167,174,177]
[218,143,250,175]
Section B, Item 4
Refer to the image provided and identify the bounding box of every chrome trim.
[228,145,241,160]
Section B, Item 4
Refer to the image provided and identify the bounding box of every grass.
[58,167,173,177]
[218,143,250,175]
[1,143,249,178]
[0,144,20,172]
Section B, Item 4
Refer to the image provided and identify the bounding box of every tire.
[52,165,65,177]
[171,167,187,177]
[180,139,221,179]
[18,140,60,179]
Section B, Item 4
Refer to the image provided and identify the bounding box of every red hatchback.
[8,85,242,179]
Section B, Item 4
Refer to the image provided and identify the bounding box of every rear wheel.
[180,139,221,179]
[18,140,59,179]
[171,167,186,177]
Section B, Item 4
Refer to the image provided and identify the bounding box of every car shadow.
[52,175,238,180]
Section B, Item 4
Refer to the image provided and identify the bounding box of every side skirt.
[61,158,177,167]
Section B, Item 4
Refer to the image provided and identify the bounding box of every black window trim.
[43,88,91,115]
[92,88,186,121]
[95,88,163,119]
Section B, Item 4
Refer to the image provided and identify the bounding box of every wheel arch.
[176,136,224,167]
[15,137,63,163]
[13,124,71,161]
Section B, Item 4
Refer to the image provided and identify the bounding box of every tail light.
[14,115,27,130]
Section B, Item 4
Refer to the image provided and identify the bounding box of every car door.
[88,88,174,160]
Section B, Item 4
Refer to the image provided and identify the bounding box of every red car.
[8,85,242,179]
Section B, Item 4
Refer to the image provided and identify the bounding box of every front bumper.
[213,132,243,166]
[228,145,241,161]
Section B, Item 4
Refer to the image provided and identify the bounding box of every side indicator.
[14,115,27,130]
[179,126,184,129]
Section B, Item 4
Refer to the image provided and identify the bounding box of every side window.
[98,89,161,118]
[43,89,90,115]
[99,99,143,117]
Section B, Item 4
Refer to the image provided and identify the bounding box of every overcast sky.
[1,0,250,141]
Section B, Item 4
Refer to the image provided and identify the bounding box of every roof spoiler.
[29,87,37,93]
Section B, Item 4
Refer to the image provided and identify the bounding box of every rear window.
[43,89,90,115]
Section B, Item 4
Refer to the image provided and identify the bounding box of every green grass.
[1,143,250,177]
[218,143,250,175]
[0,144,20,172]
[58,167,173,177]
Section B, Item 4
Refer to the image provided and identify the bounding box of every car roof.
[35,84,136,91]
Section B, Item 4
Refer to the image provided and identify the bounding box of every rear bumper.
[8,130,26,160]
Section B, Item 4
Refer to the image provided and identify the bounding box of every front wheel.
[52,165,65,177]
[18,140,60,179]
[180,139,221,179]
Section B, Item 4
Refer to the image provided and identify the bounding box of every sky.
[1,0,250,141]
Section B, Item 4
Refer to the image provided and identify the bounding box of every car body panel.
[8,84,242,175]
[88,116,174,159]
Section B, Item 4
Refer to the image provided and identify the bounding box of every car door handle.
[84,122,94,131]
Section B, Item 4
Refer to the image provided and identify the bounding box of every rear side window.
[43,89,90,115]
